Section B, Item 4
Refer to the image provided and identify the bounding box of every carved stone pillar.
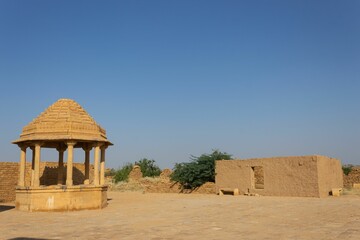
[18,145,27,187]
[30,147,35,186]
[82,144,92,184]
[93,143,102,186]
[33,142,43,187]
[100,145,108,185]
[66,141,77,186]
[56,144,67,185]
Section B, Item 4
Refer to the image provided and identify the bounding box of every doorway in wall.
[251,166,264,189]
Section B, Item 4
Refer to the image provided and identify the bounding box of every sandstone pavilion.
[12,98,113,211]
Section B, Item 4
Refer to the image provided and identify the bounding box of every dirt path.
[1,192,360,239]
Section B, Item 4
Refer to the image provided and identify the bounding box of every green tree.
[135,158,161,177]
[342,164,353,176]
[105,168,116,177]
[113,163,133,183]
[171,150,232,189]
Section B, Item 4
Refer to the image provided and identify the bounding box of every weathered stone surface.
[343,167,360,188]
[10,98,112,211]
[160,168,172,180]
[13,98,111,145]
[215,155,343,198]
[140,177,182,193]
[112,174,215,194]
[128,165,143,182]
[0,163,18,202]
[332,188,342,197]
[0,162,94,202]
[16,185,107,211]
[193,182,216,194]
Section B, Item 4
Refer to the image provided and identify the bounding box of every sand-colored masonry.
[11,99,113,211]
[215,155,343,198]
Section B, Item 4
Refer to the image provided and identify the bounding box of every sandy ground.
[1,192,360,240]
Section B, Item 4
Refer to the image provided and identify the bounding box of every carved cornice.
[12,99,111,144]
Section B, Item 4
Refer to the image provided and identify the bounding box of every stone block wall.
[215,155,343,198]
[343,167,360,188]
[317,156,344,197]
[0,162,19,203]
[112,168,216,194]
[0,162,94,202]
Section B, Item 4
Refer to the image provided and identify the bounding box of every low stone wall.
[16,185,107,212]
[111,177,216,194]
[111,167,216,194]
[343,167,360,188]
[0,162,94,203]
[0,162,18,203]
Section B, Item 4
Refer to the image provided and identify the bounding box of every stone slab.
[15,185,107,212]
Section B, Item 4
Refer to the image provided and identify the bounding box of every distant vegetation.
[342,164,353,176]
[105,168,116,177]
[108,156,358,189]
[111,150,233,187]
[112,158,162,183]
[113,163,134,183]
[135,158,161,178]
[171,150,232,189]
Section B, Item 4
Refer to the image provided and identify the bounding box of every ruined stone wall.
[128,165,143,182]
[0,162,19,203]
[216,156,331,197]
[0,162,94,202]
[317,156,343,197]
[343,167,360,188]
[112,168,216,194]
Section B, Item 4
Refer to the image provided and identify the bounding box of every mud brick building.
[216,155,343,198]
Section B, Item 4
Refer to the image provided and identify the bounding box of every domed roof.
[13,98,112,145]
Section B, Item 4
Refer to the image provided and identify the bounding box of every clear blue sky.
[0,0,359,168]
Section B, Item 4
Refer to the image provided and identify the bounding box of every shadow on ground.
[0,205,15,212]
[9,238,52,240]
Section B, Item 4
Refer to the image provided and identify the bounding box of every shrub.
[105,168,116,177]
[113,163,133,183]
[135,158,161,177]
[171,150,232,189]
[342,164,353,176]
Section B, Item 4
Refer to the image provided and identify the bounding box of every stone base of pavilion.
[15,185,108,212]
